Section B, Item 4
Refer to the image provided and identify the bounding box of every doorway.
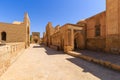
[1,32,6,41]
[34,39,38,43]
[74,38,78,50]
[61,39,64,50]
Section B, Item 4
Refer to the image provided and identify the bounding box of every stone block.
[104,61,111,68]
[92,58,100,64]
[85,56,93,62]
[111,64,120,71]
[99,60,105,66]
[64,46,73,53]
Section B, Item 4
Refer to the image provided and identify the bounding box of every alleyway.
[0,44,120,80]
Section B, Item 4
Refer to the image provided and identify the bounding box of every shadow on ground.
[33,44,120,80]
[67,57,120,80]
[75,50,120,65]
[33,45,65,55]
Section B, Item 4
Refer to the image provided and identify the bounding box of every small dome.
[77,19,86,24]
[13,21,22,24]
[77,19,86,27]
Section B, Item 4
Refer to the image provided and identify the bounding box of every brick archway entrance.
[74,30,85,50]
[64,27,86,52]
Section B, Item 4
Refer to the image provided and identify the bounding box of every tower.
[23,13,30,48]
[24,13,30,26]
[106,0,120,53]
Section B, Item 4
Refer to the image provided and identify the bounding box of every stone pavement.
[75,50,120,65]
[67,50,120,72]
[0,44,120,80]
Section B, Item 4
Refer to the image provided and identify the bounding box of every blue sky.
[0,0,105,37]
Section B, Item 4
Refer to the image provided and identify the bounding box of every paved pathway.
[75,50,120,65]
[0,44,120,80]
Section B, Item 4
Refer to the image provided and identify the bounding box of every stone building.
[0,13,30,48]
[43,0,120,54]
[106,0,120,54]
[43,22,85,52]
[45,22,55,46]
[81,11,106,52]
[32,32,40,44]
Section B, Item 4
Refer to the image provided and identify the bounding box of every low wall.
[0,42,25,76]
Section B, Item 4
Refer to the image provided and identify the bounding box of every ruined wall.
[51,25,61,47]
[50,25,62,50]
[43,32,47,45]
[47,23,84,52]
[51,32,60,46]
[50,24,69,51]
[46,22,55,46]
[0,42,25,76]
[85,11,106,51]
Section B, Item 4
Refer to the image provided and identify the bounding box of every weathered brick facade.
[43,22,84,52]
[43,0,120,54]
[106,0,120,54]
[0,13,30,48]
[84,11,106,51]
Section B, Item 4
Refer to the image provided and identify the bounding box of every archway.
[74,38,78,50]
[34,39,38,43]
[61,39,64,50]
[1,32,6,41]
[74,30,85,50]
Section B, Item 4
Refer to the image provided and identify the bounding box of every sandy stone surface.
[0,44,120,80]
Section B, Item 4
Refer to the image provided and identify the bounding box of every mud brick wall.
[86,38,106,51]
[0,42,25,76]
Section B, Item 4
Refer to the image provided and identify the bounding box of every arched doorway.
[74,38,78,50]
[1,32,6,41]
[34,39,38,43]
[74,30,85,50]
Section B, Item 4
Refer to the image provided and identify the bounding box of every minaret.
[106,0,120,53]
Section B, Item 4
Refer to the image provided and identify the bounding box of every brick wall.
[0,13,30,48]
[86,11,106,38]
[0,42,25,76]
[106,0,120,54]
[86,38,105,51]
[0,23,26,42]
[85,12,106,51]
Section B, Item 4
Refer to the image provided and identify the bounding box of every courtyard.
[0,0,120,80]
[0,44,120,80]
